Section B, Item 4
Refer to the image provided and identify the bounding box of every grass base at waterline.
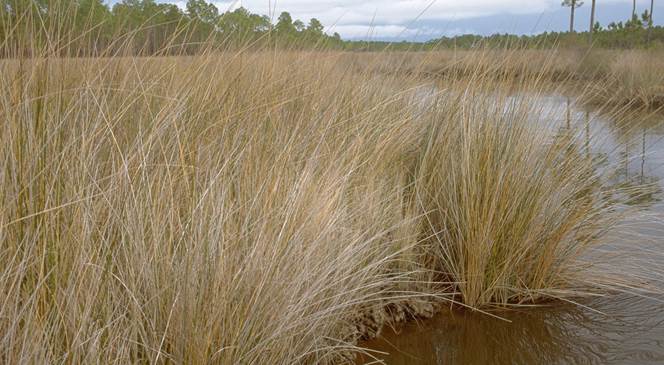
[0,47,658,363]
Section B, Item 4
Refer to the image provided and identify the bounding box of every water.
[359,94,664,365]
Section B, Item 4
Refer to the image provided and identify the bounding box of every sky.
[113,0,663,41]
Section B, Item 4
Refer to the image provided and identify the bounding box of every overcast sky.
[129,0,662,40]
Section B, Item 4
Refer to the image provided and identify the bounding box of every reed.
[413,85,616,307]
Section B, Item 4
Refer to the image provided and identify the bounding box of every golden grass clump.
[1,46,455,362]
[601,50,664,107]
[413,87,613,307]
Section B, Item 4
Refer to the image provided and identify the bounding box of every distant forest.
[1,0,663,55]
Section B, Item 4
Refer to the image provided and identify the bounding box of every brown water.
[360,95,664,365]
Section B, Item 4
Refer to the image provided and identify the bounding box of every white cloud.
[331,24,444,39]
[159,0,650,39]
[198,0,552,37]
[228,0,550,23]
[212,1,541,36]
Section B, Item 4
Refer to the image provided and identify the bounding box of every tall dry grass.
[0,14,657,365]
[0,51,435,363]
[589,50,664,107]
[413,89,614,307]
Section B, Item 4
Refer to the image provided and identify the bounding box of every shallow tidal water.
[359,94,664,365]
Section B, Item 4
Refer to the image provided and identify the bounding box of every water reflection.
[360,95,664,365]
[595,107,664,209]
[552,95,664,209]
[359,294,664,365]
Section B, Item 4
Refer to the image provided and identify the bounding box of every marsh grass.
[0,10,660,365]
[360,48,664,109]
[0,45,445,363]
[413,88,616,307]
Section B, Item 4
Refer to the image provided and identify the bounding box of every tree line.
[1,0,662,56]
[350,1,662,52]
[337,1,662,51]
[0,0,343,56]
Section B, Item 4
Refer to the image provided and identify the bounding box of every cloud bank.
[159,0,656,39]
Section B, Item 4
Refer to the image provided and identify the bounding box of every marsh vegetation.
[1,2,663,364]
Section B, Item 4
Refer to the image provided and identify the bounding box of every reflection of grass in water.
[613,177,662,207]
[362,292,664,365]
[593,111,664,208]
[364,304,596,365]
